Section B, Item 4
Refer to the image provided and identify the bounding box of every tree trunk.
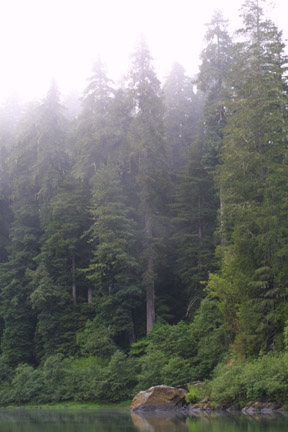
[128,320,136,344]
[88,286,93,303]
[72,253,77,305]
[145,213,155,333]
[146,254,155,333]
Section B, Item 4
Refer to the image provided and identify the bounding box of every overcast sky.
[0,0,286,102]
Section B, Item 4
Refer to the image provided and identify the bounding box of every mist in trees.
[0,0,288,405]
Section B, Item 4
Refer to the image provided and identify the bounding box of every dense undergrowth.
[0,309,288,406]
[0,298,228,405]
[204,353,288,406]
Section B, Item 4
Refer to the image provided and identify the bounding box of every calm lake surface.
[0,408,287,432]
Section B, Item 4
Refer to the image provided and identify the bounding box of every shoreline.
[188,401,286,414]
[0,401,131,410]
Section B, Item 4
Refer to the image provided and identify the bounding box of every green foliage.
[12,364,43,404]
[163,62,202,170]
[133,307,228,390]
[207,353,288,405]
[77,318,117,359]
[136,350,167,390]
[85,165,141,341]
[136,321,195,389]
[0,3,288,407]
[173,146,218,313]
[0,356,14,383]
[212,0,288,356]
[73,58,116,180]
[186,384,203,404]
[145,321,196,359]
[62,357,105,402]
[127,38,171,333]
[190,296,229,380]
[41,354,68,402]
[162,356,192,387]
[129,339,148,357]
[0,352,137,405]
[99,351,138,402]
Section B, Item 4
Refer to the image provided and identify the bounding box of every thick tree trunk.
[145,213,155,334]
[88,286,93,303]
[128,320,136,344]
[72,253,77,305]
[146,254,155,333]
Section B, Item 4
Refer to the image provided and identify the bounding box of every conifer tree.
[73,59,115,180]
[0,83,74,364]
[127,39,170,332]
[34,80,69,222]
[85,165,141,344]
[0,106,42,365]
[209,0,288,355]
[44,179,91,305]
[163,62,214,318]
[173,143,218,315]
[163,62,202,171]
[0,146,12,264]
[197,10,233,166]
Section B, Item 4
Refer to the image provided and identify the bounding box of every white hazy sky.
[0,0,287,102]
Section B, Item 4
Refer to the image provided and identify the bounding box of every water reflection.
[185,412,287,432]
[131,411,188,431]
[0,408,137,432]
[0,408,286,432]
[131,410,288,432]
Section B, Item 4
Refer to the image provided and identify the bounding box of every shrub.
[77,319,117,359]
[99,351,138,402]
[12,364,43,404]
[162,357,192,387]
[41,353,67,402]
[186,384,203,404]
[206,353,288,405]
[136,351,167,391]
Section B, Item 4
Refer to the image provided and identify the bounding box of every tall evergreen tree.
[0,106,42,365]
[163,62,202,171]
[196,11,234,244]
[0,83,74,364]
[0,97,22,264]
[127,39,170,333]
[173,142,218,315]
[73,59,115,180]
[163,62,214,318]
[0,145,12,264]
[85,165,141,345]
[209,0,288,356]
[34,80,69,221]
[197,10,233,167]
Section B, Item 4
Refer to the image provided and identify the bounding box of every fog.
[0,0,286,103]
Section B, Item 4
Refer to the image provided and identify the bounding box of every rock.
[252,401,264,410]
[261,402,282,413]
[227,404,241,412]
[130,385,187,411]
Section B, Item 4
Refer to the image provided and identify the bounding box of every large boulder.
[130,385,187,411]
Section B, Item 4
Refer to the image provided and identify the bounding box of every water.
[0,408,287,432]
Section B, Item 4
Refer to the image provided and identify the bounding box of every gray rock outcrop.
[130,385,187,411]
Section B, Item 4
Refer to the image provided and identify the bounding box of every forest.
[0,0,288,406]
